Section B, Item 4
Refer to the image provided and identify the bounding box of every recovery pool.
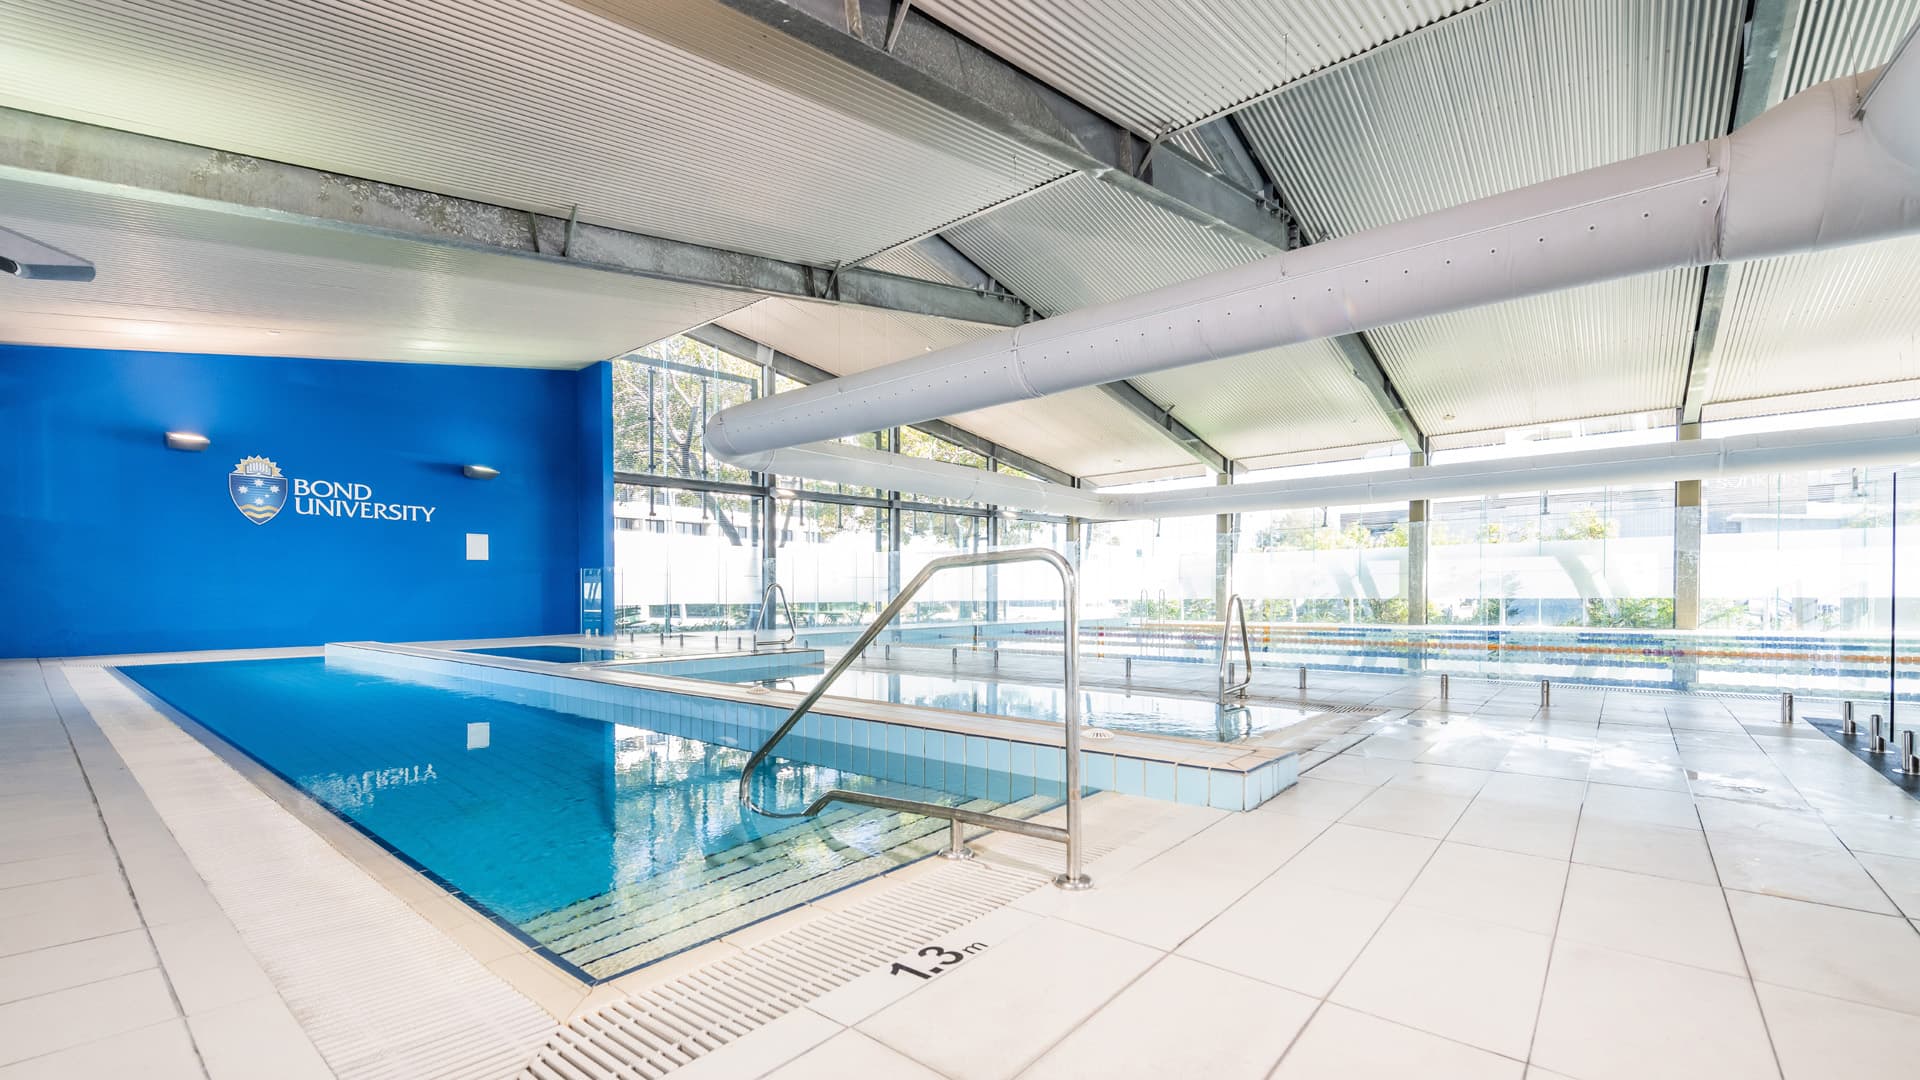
[119,656,1060,980]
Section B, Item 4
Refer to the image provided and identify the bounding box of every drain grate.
[521,828,1130,1079]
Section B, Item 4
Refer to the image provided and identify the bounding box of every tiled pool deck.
[5,640,1919,1078]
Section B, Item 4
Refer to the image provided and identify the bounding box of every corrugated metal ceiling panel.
[1781,0,1920,96]
[1129,344,1409,465]
[0,0,1064,267]
[0,176,748,367]
[1236,0,1740,436]
[858,246,977,290]
[1704,1,1920,419]
[914,0,1482,134]
[944,172,1269,315]
[1366,273,1700,436]
[715,296,1194,480]
[1708,237,1920,414]
[943,172,1400,457]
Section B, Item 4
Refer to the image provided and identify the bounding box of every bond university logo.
[229,456,287,525]
[224,454,437,527]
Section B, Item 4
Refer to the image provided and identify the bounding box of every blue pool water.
[120,657,1041,979]
[462,644,633,663]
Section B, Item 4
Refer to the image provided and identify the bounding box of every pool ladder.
[1219,593,1252,705]
[736,548,1092,890]
[752,582,798,651]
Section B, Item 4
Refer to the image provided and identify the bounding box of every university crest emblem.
[229,456,287,524]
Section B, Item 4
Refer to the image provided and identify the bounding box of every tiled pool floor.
[12,644,1920,1079]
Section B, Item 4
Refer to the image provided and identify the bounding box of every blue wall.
[0,345,614,658]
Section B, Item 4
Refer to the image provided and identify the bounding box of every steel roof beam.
[0,106,1029,329]
[684,323,1080,487]
[1681,0,1806,425]
[883,174,1237,478]
[1093,382,1236,477]
[698,0,1294,253]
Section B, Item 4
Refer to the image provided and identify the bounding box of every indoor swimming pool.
[118,657,1061,980]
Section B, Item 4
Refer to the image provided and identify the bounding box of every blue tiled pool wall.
[326,645,1294,812]
[786,619,1911,698]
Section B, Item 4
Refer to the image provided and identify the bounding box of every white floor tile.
[0,1019,201,1080]
[187,994,335,1080]
[0,930,155,1006]
[0,968,178,1067]
[1757,981,1916,1080]
[1571,819,1718,885]
[860,919,1161,1080]
[1271,1003,1523,1080]
[1400,842,1568,935]
[1176,872,1395,998]
[1531,940,1776,1080]
[1330,905,1550,1059]
[148,915,279,1016]
[1341,786,1472,840]
[1259,777,1376,823]
[1579,783,1700,830]
[1022,956,1314,1080]
[1387,763,1493,798]
[1276,823,1437,902]
[767,1029,941,1080]
[1726,890,1920,1015]
[1556,864,1745,975]
[1857,851,1920,918]
[1707,833,1899,914]
[1449,800,1581,861]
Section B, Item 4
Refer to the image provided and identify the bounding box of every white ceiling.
[0,174,751,367]
[0,0,1062,267]
[5,0,1920,486]
[914,0,1482,135]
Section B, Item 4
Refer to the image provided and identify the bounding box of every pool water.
[462,644,634,663]
[121,657,1051,980]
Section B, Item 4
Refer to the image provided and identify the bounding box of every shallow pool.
[120,657,1050,980]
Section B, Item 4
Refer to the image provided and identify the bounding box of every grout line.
[32,660,214,1080]
[1697,788,1790,1080]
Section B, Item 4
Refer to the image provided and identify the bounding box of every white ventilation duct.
[747,418,1920,520]
[709,44,1920,514]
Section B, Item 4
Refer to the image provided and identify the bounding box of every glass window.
[613,338,762,483]
[775,498,890,627]
[612,484,763,631]
[1233,503,1410,624]
[1700,467,1894,631]
[1428,485,1675,627]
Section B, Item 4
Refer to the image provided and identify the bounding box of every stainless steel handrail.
[737,547,1091,890]
[1219,593,1252,704]
[752,582,798,650]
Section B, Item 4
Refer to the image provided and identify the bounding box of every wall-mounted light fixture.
[462,464,500,480]
[164,431,210,452]
[0,225,95,282]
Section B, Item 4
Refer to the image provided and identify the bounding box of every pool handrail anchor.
[737,547,1092,890]
[752,582,798,651]
[1219,594,1252,705]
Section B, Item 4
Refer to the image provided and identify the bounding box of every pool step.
[530,793,1058,979]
